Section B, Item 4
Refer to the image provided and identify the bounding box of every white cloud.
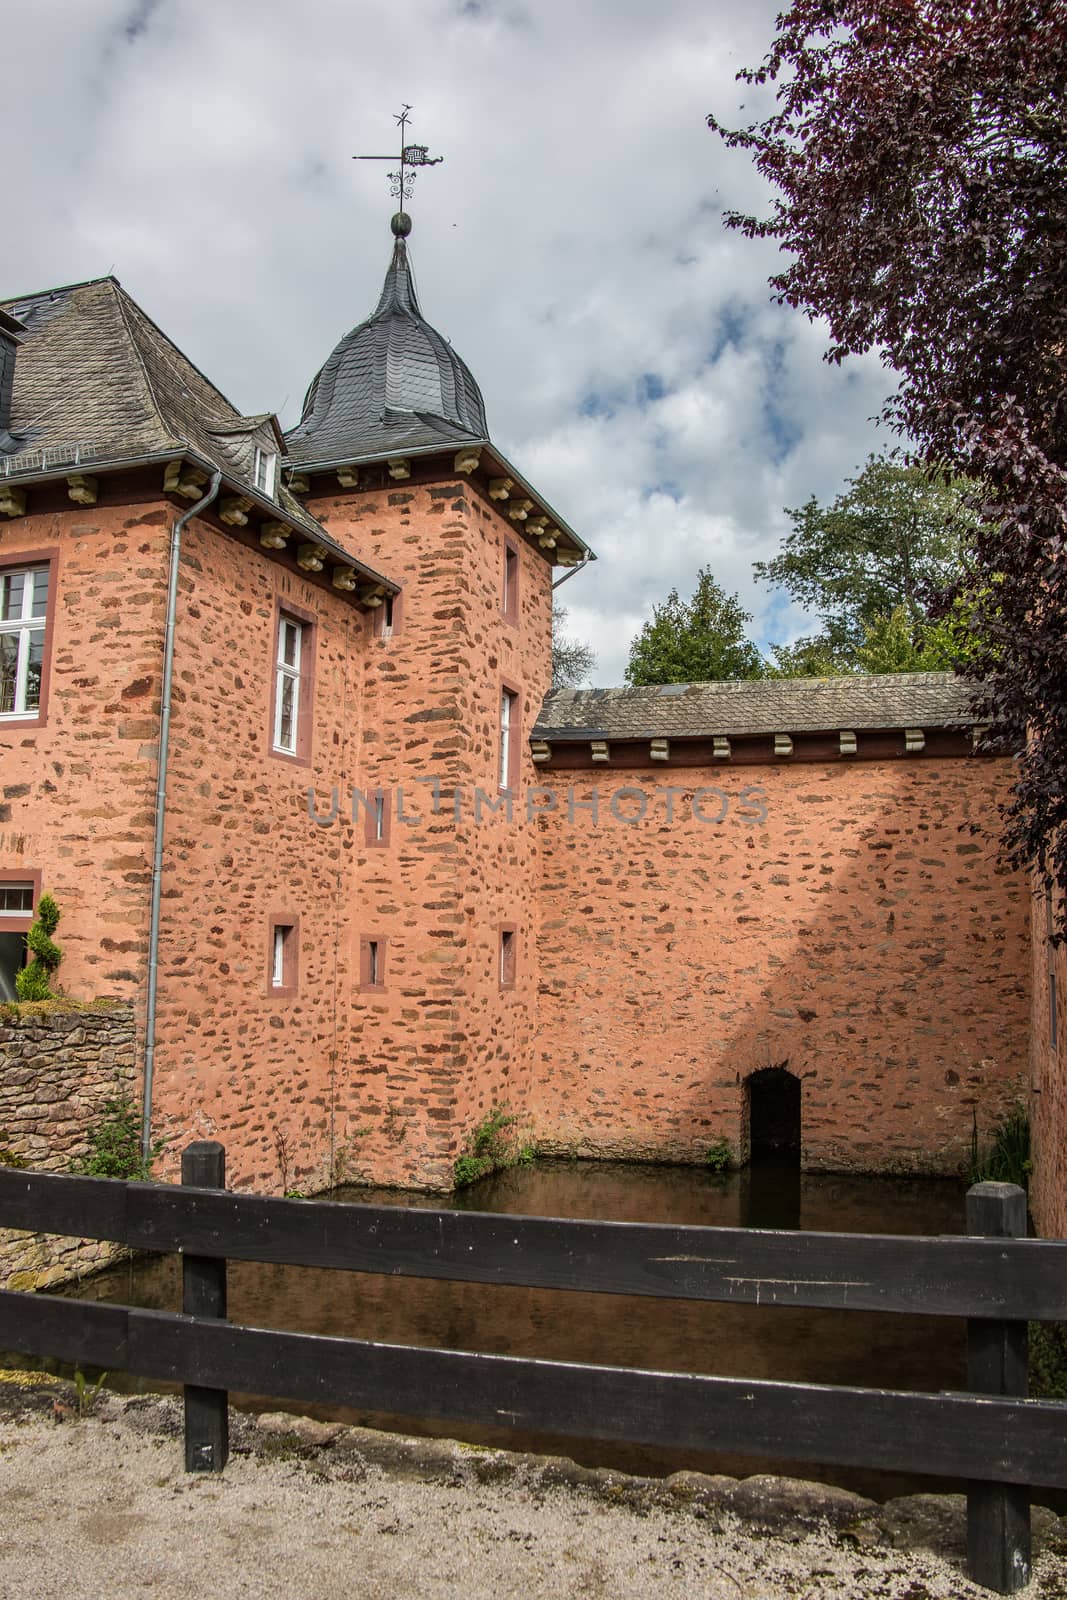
[6,0,899,682]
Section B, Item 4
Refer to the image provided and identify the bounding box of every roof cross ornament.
[353,106,444,223]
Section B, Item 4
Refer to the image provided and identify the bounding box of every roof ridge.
[545,670,961,699]
[0,273,120,310]
[114,283,246,434]
[108,282,177,446]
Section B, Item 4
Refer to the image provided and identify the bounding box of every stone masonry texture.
[532,759,1030,1175]
[0,1001,136,1287]
[0,468,1060,1232]
[1030,895,1067,1237]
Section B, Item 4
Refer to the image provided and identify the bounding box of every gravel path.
[0,1382,1064,1599]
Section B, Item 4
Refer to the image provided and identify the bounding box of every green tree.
[551,603,596,689]
[755,457,974,661]
[625,568,765,685]
[764,635,852,679]
[853,606,957,674]
[16,893,62,1002]
[711,0,1067,924]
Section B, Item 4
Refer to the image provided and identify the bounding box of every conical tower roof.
[285,218,488,467]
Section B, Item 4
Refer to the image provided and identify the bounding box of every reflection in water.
[36,1160,990,1501]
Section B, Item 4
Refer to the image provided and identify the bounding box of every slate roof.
[286,234,489,468]
[533,673,979,740]
[0,276,375,570]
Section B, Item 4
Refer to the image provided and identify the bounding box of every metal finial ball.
[391,212,413,238]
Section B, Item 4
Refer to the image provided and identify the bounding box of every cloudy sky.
[8,0,898,683]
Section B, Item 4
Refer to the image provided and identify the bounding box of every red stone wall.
[1029,889,1067,1237]
[532,758,1030,1175]
[296,476,553,1189]
[146,516,362,1192]
[1,481,1042,1204]
[0,494,170,1004]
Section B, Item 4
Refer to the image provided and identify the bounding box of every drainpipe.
[141,470,222,1161]
[551,550,592,591]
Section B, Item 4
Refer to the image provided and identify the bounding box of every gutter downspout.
[551,550,592,591]
[141,470,222,1161]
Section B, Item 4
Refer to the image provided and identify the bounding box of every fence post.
[181,1140,229,1474]
[965,1181,1030,1594]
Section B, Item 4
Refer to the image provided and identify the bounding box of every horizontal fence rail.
[0,1292,1063,1490]
[0,1151,1064,1595]
[2,1167,1067,1321]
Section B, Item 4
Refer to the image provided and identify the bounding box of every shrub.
[72,1093,164,1182]
[968,1104,1031,1189]
[453,1105,532,1189]
[1030,1322,1067,1401]
[705,1138,732,1173]
[15,893,63,1002]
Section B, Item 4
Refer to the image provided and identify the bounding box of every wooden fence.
[0,1142,1065,1595]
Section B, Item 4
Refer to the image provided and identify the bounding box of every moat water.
[23,1157,1001,1502]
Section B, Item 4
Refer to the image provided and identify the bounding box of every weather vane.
[353,105,444,208]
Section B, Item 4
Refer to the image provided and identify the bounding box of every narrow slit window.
[499,688,518,790]
[375,591,402,641]
[0,565,49,720]
[374,791,386,841]
[499,927,516,989]
[361,937,386,990]
[503,544,519,623]
[273,616,303,754]
[271,925,292,989]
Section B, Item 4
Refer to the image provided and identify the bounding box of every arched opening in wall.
[742,1065,802,1230]
[747,1065,802,1163]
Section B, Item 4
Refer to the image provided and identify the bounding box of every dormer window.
[253,447,278,498]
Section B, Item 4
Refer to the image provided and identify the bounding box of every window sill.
[269,743,311,768]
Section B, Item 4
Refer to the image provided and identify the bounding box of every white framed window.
[271,924,290,988]
[253,447,278,498]
[273,616,303,755]
[0,566,48,719]
[499,687,518,790]
[0,884,33,915]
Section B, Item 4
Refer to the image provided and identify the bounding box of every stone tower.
[285,216,591,1186]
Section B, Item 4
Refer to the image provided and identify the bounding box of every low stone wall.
[0,1000,138,1289]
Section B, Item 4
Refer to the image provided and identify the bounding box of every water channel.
[36,1157,992,1502]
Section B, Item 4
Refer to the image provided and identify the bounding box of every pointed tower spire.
[285,213,488,471]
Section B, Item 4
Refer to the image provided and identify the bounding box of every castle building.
[0,217,1059,1233]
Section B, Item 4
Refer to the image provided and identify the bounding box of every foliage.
[0,1131,28,1170]
[73,1367,108,1418]
[72,1092,163,1182]
[453,1104,533,1189]
[764,635,852,679]
[711,1,1067,928]
[626,567,765,685]
[551,603,597,689]
[1030,1322,1067,1401]
[15,893,63,1002]
[968,1104,1031,1189]
[853,605,962,674]
[704,1138,732,1173]
[755,456,978,672]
